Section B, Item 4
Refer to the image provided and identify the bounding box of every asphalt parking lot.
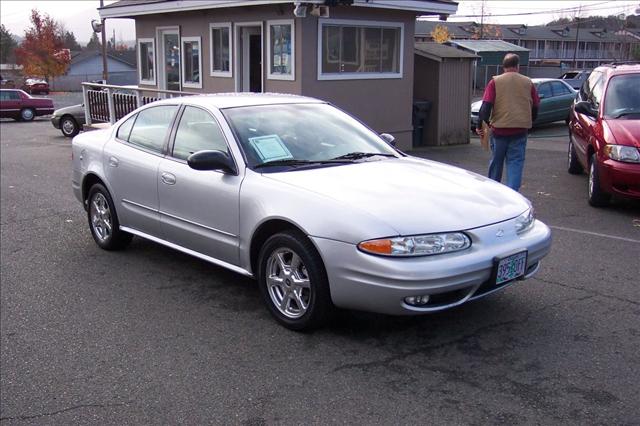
[1,99,639,424]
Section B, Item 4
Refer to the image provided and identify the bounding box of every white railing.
[81,82,197,126]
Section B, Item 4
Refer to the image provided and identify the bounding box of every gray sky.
[1,0,639,43]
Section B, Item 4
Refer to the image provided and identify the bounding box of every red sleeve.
[482,79,496,103]
[531,84,540,107]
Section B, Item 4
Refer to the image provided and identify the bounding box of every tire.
[60,116,80,137]
[257,230,333,331]
[87,183,133,250]
[588,153,611,207]
[20,108,35,122]
[567,136,583,175]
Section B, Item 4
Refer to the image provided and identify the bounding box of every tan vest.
[490,72,533,129]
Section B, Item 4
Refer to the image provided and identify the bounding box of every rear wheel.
[60,116,80,137]
[257,230,333,330]
[20,108,35,121]
[87,184,132,250]
[588,154,611,207]
[567,136,583,174]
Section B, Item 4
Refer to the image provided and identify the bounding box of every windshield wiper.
[330,152,397,160]
[254,159,352,169]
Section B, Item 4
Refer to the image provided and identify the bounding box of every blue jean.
[488,132,527,191]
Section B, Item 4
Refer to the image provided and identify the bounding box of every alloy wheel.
[62,118,76,135]
[265,248,311,319]
[90,192,113,242]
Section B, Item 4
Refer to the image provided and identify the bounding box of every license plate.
[494,251,528,285]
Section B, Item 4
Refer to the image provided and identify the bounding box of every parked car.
[568,63,640,206]
[51,104,85,137]
[72,94,552,330]
[471,78,577,131]
[559,69,591,90]
[0,89,54,121]
[21,78,50,95]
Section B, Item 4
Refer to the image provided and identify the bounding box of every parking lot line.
[550,225,640,244]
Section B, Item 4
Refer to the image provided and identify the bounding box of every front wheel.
[20,108,35,121]
[588,154,611,207]
[87,184,132,250]
[257,230,333,330]
[60,116,80,137]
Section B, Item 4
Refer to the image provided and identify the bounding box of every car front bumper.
[600,158,640,200]
[51,116,61,128]
[312,219,552,316]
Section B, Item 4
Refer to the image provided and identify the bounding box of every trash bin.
[412,100,432,147]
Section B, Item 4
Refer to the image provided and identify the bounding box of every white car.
[72,94,552,330]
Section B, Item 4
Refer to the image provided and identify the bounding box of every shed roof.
[414,42,478,61]
[449,39,529,53]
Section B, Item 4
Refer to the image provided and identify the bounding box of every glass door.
[159,29,180,91]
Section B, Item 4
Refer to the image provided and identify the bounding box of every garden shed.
[413,42,477,146]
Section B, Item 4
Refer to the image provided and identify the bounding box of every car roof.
[532,78,567,84]
[151,93,325,110]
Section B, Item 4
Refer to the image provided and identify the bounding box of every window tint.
[117,114,136,141]
[537,83,552,98]
[551,81,571,96]
[173,106,228,160]
[128,105,178,153]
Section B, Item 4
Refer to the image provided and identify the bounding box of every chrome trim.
[121,198,159,213]
[120,226,252,277]
[159,210,238,238]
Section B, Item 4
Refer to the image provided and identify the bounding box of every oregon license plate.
[494,251,528,285]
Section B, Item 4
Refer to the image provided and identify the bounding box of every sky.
[1,0,639,44]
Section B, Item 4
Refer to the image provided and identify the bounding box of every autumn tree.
[431,24,452,44]
[471,23,502,40]
[0,24,17,64]
[15,9,70,81]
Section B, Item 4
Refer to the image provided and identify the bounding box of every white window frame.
[137,38,156,85]
[317,18,404,81]
[209,23,233,78]
[181,36,203,89]
[267,19,295,81]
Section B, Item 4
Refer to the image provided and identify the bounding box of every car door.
[158,105,243,266]
[535,82,553,124]
[103,104,179,238]
[550,81,574,121]
[571,72,603,164]
[0,90,20,118]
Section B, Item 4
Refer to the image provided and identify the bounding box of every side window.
[0,91,8,101]
[128,105,179,153]
[551,81,571,96]
[172,106,228,160]
[581,71,602,104]
[116,114,137,141]
[537,83,552,99]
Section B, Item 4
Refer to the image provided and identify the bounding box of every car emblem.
[496,229,505,238]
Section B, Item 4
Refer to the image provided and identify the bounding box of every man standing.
[477,53,539,191]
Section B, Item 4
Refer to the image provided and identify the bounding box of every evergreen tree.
[86,32,101,51]
[0,24,18,64]
[63,30,82,51]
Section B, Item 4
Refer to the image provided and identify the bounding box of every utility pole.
[572,5,582,69]
[100,0,108,82]
[479,0,486,39]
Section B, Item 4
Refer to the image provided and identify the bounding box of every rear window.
[561,72,578,79]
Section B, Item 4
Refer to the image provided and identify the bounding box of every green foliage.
[63,31,82,51]
[86,32,101,51]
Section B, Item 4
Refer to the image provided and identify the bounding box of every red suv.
[568,63,640,206]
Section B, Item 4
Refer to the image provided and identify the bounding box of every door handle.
[108,156,119,167]
[161,172,176,185]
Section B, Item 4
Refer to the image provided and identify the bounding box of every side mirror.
[187,150,237,174]
[574,100,598,118]
[380,133,396,147]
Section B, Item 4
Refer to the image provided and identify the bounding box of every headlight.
[515,208,535,234]
[358,232,471,257]
[604,145,640,163]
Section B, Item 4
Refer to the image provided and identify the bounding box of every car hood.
[603,119,640,148]
[263,157,530,235]
[53,103,84,116]
[471,100,482,113]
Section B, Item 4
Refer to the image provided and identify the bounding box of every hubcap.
[90,193,112,242]
[265,248,311,319]
[22,109,34,120]
[62,119,75,134]
[589,161,595,196]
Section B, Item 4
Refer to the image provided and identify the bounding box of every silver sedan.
[72,94,552,330]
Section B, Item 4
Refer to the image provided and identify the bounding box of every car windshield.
[222,103,399,169]
[603,74,640,119]
[561,72,578,79]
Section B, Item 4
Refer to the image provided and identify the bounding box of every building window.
[138,38,156,85]
[267,20,295,81]
[181,36,202,88]
[318,19,403,80]
[210,23,232,77]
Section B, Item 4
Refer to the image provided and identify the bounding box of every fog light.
[404,295,430,306]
